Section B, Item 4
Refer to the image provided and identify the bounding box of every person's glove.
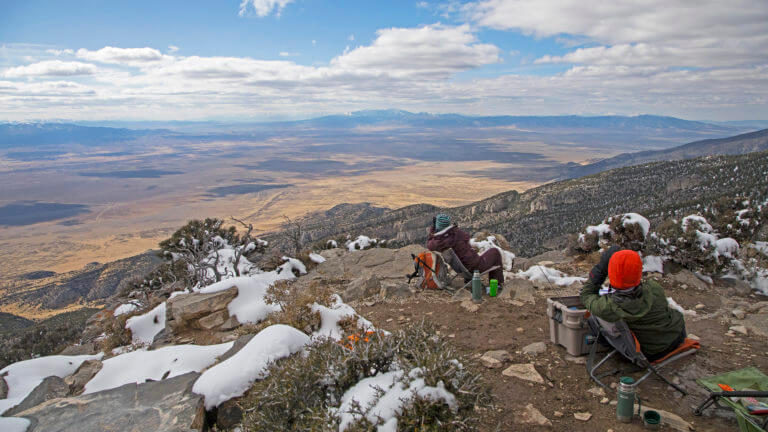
[589,245,621,286]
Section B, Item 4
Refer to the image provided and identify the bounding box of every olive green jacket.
[579,279,685,356]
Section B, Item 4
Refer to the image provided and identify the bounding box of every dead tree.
[281,214,305,256]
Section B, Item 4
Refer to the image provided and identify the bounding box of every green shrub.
[240,321,490,431]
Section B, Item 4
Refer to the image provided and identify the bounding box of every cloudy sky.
[1,0,767,121]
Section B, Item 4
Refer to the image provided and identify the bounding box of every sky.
[1,0,767,121]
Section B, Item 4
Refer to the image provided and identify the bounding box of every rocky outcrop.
[64,359,103,395]
[15,372,205,432]
[5,376,69,416]
[166,287,239,333]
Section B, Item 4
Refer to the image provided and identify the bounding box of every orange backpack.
[408,251,448,290]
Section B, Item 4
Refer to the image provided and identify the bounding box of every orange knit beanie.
[608,250,643,290]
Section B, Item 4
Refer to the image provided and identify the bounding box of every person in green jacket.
[580,246,687,361]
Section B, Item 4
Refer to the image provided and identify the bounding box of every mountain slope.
[273,149,768,257]
[563,128,768,179]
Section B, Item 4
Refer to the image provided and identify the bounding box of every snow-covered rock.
[83,343,233,394]
[193,324,310,409]
[0,353,102,415]
[516,265,586,287]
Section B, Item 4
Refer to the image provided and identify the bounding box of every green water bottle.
[471,270,482,303]
[489,279,498,297]
[616,376,636,423]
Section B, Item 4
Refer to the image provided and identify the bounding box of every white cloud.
[331,24,500,78]
[467,0,768,70]
[279,51,298,57]
[238,0,294,17]
[45,49,74,56]
[168,45,179,53]
[76,46,170,65]
[348,34,355,42]
[2,60,97,78]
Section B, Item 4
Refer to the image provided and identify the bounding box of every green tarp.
[697,367,768,432]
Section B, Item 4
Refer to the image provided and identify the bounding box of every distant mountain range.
[562,128,768,179]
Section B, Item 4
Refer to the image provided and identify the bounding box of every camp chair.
[440,248,502,290]
[694,367,768,432]
[586,315,700,395]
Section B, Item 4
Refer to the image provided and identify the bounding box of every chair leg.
[589,349,618,390]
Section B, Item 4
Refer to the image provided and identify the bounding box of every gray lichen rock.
[166,286,238,331]
[5,376,70,416]
[64,359,103,396]
[0,372,8,399]
[15,372,205,432]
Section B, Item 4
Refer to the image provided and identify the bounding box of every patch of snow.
[327,239,338,248]
[193,324,310,409]
[83,343,233,394]
[347,235,376,251]
[0,417,30,432]
[642,255,664,274]
[0,353,102,414]
[585,223,612,237]
[694,230,717,250]
[694,272,714,284]
[169,289,190,299]
[621,213,650,237]
[753,269,768,296]
[199,275,283,324]
[279,256,307,275]
[667,297,697,316]
[309,252,326,264]
[311,294,373,340]
[125,302,166,346]
[753,241,768,256]
[682,215,713,233]
[113,301,140,317]
[338,368,457,432]
[470,236,516,271]
[516,265,586,286]
[715,238,740,258]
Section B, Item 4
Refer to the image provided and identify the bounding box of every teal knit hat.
[435,213,451,231]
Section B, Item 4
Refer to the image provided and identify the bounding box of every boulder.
[64,359,103,396]
[216,399,243,430]
[197,310,230,330]
[342,274,381,302]
[522,342,547,355]
[480,350,510,368]
[379,281,414,298]
[734,313,768,338]
[316,244,424,283]
[502,363,545,384]
[509,278,535,303]
[16,372,205,432]
[516,404,552,428]
[166,286,238,330]
[5,376,69,416]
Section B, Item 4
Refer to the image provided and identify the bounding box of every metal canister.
[616,376,636,423]
[471,270,482,303]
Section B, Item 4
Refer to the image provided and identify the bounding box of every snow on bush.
[470,235,516,271]
[311,294,374,340]
[571,213,650,254]
[83,343,233,394]
[643,255,664,274]
[193,324,310,409]
[338,368,457,432]
[327,239,339,249]
[125,302,166,346]
[278,256,307,276]
[516,265,586,286]
[346,235,377,251]
[0,353,102,414]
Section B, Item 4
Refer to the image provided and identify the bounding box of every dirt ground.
[354,273,768,431]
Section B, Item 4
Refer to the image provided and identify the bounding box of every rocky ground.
[2,244,767,431]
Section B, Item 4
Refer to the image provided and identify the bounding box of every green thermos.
[471,270,482,303]
[616,376,636,423]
